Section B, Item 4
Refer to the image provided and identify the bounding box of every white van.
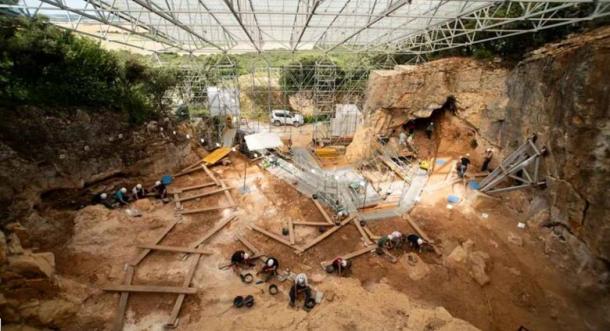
[270,110,304,127]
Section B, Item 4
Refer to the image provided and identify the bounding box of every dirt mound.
[179,277,479,331]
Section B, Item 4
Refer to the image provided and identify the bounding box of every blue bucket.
[447,195,460,203]
[468,181,481,190]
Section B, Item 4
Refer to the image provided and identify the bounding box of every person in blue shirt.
[115,187,128,205]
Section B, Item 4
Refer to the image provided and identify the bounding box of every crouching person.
[289,273,313,309]
[257,256,279,282]
[327,257,352,276]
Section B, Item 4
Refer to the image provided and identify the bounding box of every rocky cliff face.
[0,107,195,226]
[0,107,198,327]
[348,27,610,265]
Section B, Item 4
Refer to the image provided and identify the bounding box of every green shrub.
[0,15,181,124]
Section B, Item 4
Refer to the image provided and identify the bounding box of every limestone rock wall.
[0,107,196,230]
[349,27,610,262]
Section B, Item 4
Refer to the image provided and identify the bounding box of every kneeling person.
[258,257,279,282]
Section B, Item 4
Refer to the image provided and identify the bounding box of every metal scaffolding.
[4,0,609,54]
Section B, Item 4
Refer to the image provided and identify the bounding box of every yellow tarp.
[314,147,338,157]
[203,147,231,165]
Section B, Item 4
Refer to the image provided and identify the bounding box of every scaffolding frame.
[4,1,608,54]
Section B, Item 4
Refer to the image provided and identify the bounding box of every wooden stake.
[112,265,134,331]
[288,219,295,245]
[137,245,212,255]
[102,285,197,294]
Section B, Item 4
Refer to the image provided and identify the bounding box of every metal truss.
[479,134,547,194]
[5,0,609,54]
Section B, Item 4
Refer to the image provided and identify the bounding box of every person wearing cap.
[153,180,167,199]
[377,234,391,250]
[481,148,494,172]
[456,154,471,178]
[406,234,426,253]
[92,192,113,208]
[114,187,129,206]
[399,130,407,147]
[389,231,404,249]
[289,273,312,307]
[330,257,352,276]
[258,256,279,282]
[425,121,434,139]
[131,183,147,200]
[230,250,253,271]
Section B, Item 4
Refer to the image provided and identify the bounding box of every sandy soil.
[44,112,609,331]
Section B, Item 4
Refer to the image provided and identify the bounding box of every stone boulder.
[7,233,24,255]
[8,252,55,278]
[468,251,491,287]
[132,198,153,211]
[18,298,78,327]
[401,253,431,281]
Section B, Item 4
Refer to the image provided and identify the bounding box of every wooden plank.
[202,147,231,165]
[321,246,376,267]
[175,166,204,178]
[173,182,216,193]
[363,226,381,240]
[236,234,262,256]
[378,156,411,183]
[112,265,134,331]
[250,225,294,248]
[288,219,295,245]
[137,245,212,255]
[292,221,335,227]
[217,179,236,207]
[404,216,442,256]
[130,219,179,266]
[202,164,220,185]
[174,193,182,210]
[166,254,201,328]
[181,205,235,215]
[297,216,354,253]
[102,285,197,294]
[201,165,236,207]
[177,159,204,174]
[352,218,373,245]
[190,215,236,248]
[177,187,232,202]
[312,199,334,225]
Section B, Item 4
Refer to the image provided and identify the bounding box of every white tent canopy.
[244,132,284,151]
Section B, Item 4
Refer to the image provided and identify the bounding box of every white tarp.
[331,104,362,137]
[244,132,284,151]
[207,87,240,117]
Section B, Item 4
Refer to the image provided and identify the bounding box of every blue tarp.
[161,175,173,185]
[469,180,481,190]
